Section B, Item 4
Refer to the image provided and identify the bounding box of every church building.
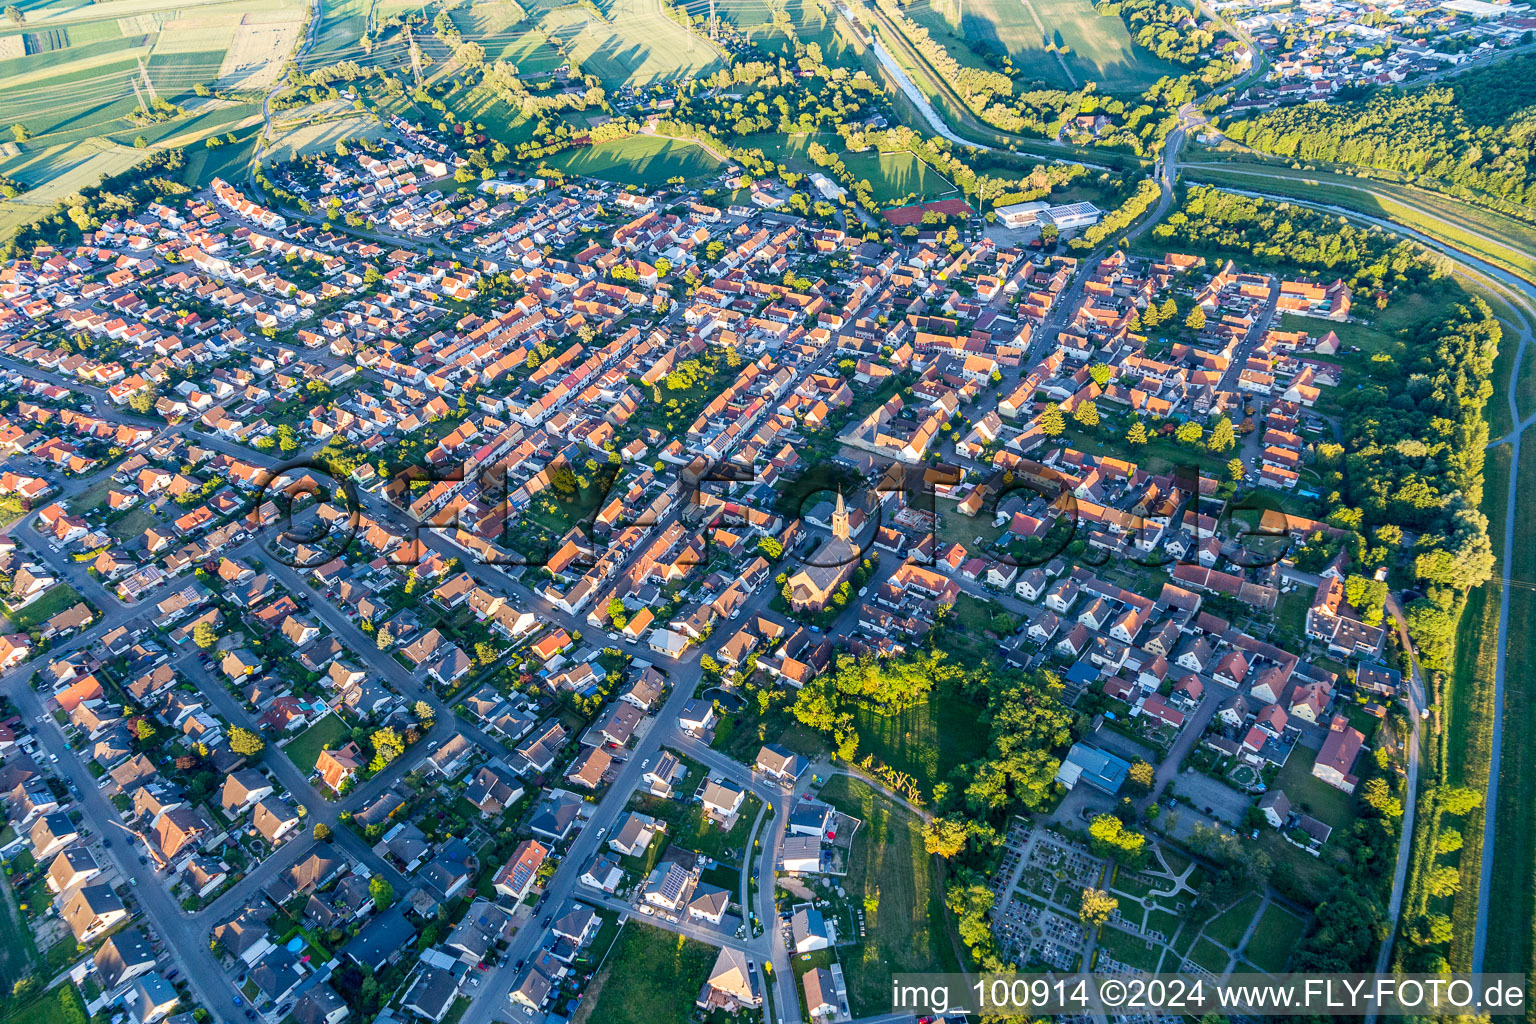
[785,492,860,612]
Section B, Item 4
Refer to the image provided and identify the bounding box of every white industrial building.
[994,200,1050,228]
[1043,202,1102,230]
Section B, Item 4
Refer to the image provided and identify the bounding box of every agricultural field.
[451,0,531,38]
[900,0,1180,91]
[0,0,305,144]
[530,0,723,88]
[261,112,388,164]
[0,138,153,240]
[1486,438,1536,985]
[541,133,722,185]
[715,0,863,63]
[0,0,296,240]
[311,0,376,57]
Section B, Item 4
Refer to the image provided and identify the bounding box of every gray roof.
[344,907,415,970]
[292,984,347,1024]
[792,906,828,943]
[94,927,156,990]
[402,965,459,1019]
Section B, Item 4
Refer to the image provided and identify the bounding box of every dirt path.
[1018,0,1078,88]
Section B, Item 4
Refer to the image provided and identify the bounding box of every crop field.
[450,0,530,38]
[219,10,305,89]
[262,114,387,164]
[311,0,374,56]
[467,22,565,70]
[787,0,862,61]
[523,0,722,87]
[0,0,297,241]
[0,0,305,147]
[0,137,153,239]
[901,0,1178,91]
[542,133,722,185]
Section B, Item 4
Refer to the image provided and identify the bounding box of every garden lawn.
[1271,746,1357,831]
[629,792,762,866]
[816,775,962,1015]
[950,592,1018,636]
[0,988,79,1024]
[574,923,716,1024]
[0,870,36,997]
[1278,312,1400,357]
[1242,903,1305,972]
[4,584,83,632]
[711,702,830,766]
[106,507,160,542]
[284,714,351,773]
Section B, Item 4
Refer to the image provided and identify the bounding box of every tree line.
[1222,58,1536,207]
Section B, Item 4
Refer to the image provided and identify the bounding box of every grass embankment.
[1484,437,1536,986]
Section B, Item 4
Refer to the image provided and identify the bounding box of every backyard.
[1271,746,1357,830]
[628,790,764,866]
[284,714,351,774]
[4,584,84,632]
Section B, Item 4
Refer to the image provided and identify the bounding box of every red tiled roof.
[883,198,975,226]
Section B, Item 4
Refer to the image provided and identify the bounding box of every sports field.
[902,0,1179,91]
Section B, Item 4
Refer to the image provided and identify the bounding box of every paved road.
[1370,598,1426,987]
